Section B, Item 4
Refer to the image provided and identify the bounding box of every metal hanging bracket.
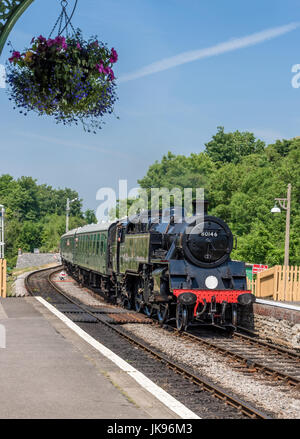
[0,0,35,57]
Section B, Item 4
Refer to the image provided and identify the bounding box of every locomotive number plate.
[200,232,218,237]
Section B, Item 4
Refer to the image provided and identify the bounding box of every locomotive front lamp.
[205,276,218,289]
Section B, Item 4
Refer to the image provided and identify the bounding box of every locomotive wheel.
[157,303,169,325]
[232,303,237,327]
[176,304,188,331]
[144,303,153,317]
[134,290,143,312]
[121,295,132,310]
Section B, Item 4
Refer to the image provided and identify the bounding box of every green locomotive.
[60,208,254,330]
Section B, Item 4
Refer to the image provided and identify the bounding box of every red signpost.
[252,264,268,274]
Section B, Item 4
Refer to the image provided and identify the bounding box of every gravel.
[123,323,300,419]
[50,271,300,418]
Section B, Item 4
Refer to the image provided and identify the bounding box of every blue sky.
[0,0,300,212]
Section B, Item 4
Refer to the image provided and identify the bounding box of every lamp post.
[0,205,4,259]
[271,184,291,300]
[66,198,77,233]
[271,184,291,267]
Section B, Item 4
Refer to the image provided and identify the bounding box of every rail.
[25,266,271,419]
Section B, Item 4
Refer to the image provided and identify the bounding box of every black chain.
[49,0,78,38]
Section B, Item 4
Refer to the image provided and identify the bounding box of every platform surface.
[0,297,177,419]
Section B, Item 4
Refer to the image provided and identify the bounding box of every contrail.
[119,22,300,83]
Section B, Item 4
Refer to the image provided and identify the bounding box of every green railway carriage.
[60,219,154,299]
[60,232,75,264]
[61,220,153,278]
[60,223,113,277]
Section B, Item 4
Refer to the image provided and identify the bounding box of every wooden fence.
[247,265,300,302]
[0,259,6,298]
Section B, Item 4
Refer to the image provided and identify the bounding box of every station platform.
[0,297,178,419]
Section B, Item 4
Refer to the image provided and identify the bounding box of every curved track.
[25,266,272,419]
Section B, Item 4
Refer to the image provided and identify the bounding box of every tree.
[0,174,87,267]
[135,128,300,266]
[84,209,97,224]
[204,126,265,165]
[265,139,292,162]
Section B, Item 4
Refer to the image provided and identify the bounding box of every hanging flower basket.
[6,30,118,132]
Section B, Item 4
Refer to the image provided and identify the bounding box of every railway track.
[174,328,300,389]
[25,266,272,419]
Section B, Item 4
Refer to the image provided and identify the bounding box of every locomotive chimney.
[192,199,209,215]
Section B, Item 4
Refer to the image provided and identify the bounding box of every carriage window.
[92,235,95,255]
[93,234,96,255]
[96,234,100,254]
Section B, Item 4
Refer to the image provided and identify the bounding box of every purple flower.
[107,67,115,81]
[47,38,55,47]
[76,43,81,50]
[96,63,105,74]
[9,51,21,63]
[38,35,47,43]
[109,48,118,64]
[49,36,68,50]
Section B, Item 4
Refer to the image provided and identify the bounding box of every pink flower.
[38,35,47,43]
[47,38,55,47]
[96,63,105,73]
[9,51,21,63]
[107,67,115,80]
[96,64,115,80]
[76,43,81,50]
[51,36,68,50]
[103,66,115,80]
[109,48,118,64]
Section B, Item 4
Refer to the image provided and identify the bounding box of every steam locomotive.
[60,202,255,330]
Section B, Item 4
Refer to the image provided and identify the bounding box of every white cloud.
[17,131,130,159]
[119,22,300,83]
